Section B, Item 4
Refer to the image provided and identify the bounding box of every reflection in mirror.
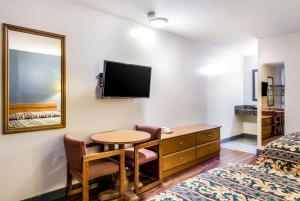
[261,63,285,146]
[267,76,274,106]
[3,24,65,133]
[252,69,258,101]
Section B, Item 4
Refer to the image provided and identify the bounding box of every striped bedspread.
[257,132,300,176]
[8,111,61,128]
[9,117,61,128]
[148,164,300,201]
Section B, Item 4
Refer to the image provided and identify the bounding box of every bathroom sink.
[235,105,257,116]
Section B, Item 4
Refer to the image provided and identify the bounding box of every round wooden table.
[91,130,151,149]
[91,130,151,200]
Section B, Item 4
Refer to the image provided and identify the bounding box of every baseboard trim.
[241,133,257,139]
[22,187,67,201]
[22,179,101,201]
[221,133,257,144]
[221,135,241,143]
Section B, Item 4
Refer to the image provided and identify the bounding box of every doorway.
[261,63,285,146]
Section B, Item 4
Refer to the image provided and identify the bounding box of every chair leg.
[66,166,72,198]
[119,150,126,195]
[82,162,89,201]
[274,119,277,135]
[158,144,162,184]
[134,148,140,194]
[82,179,89,201]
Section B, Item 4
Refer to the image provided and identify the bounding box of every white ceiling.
[71,0,300,56]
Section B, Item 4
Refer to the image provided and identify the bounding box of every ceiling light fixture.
[147,11,168,28]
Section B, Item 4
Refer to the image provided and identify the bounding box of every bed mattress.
[148,163,300,201]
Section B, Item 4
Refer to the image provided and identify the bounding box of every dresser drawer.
[196,140,220,158]
[162,148,196,171]
[262,125,272,135]
[262,132,272,140]
[262,125,272,139]
[262,117,272,127]
[196,128,220,145]
[162,134,196,155]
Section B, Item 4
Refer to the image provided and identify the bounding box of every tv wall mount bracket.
[96,73,104,87]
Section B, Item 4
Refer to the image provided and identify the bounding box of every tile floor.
[221,137,257,154]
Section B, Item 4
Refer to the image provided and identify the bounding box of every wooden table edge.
[90,131,151,145]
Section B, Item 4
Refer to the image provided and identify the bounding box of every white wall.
[243,55,257,105]
[258,31,300,145]
[199,48,244,139]
[241,56,258,135]
[0,0,244,200]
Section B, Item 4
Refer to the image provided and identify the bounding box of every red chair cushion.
[72,159,119,179]
[88,159,119,179]
[125,147,158,167]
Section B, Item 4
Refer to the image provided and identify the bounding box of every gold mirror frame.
[2,24,66,134]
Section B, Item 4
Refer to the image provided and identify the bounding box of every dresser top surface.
[162,124,221,140]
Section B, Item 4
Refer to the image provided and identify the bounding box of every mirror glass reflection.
[261,63,285,146]
[8,30,62,129]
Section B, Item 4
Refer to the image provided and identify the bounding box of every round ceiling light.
[147,12,168,28]
[149,17,168,28]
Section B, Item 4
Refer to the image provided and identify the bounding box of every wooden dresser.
[161,124,221,178]
[262,116,272,140]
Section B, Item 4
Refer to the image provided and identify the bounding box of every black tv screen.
[262,82,268,96]
[102,61,151,98]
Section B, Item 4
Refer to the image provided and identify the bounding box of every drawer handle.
[179,157,184,160]
[178,141,184,145]
[208,146,212,150]
[208,134,212,137]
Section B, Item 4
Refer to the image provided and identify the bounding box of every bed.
[148,133,300,201]
[8,103,61,128]
[257,132,300,177]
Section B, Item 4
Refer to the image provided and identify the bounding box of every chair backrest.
[135,125,161,141]
[63,134,87,172]
[275,111,284,118]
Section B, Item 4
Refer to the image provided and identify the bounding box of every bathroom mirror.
[252,69,258,101]
[2,24,66,134]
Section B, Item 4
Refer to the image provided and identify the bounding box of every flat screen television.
[102,61,152,98]
[262,82,268,96]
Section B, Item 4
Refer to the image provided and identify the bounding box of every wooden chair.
[63,134,125,201]
[274,111,284,135]
[125,125,162,194]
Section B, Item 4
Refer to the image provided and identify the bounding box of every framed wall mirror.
[2,24,66,134]
[252,69,258,101]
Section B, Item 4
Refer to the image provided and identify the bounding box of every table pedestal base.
[98,189,119,201]
[97,190,138,201]
[123,191,139,201]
